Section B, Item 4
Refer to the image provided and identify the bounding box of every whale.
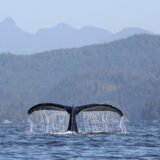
[28,103,123,132]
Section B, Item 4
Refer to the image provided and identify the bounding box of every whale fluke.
[28,103,72,115]
[76,104,123,117]
[28,103,123,132]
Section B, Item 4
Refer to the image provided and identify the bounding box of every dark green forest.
[0,34,160,123]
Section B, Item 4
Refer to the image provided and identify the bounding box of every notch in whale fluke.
[28,103,123,132]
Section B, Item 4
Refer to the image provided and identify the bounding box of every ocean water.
[0,122,159,160]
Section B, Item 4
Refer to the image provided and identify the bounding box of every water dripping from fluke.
[27,103,126,134]
[120,116,128,134]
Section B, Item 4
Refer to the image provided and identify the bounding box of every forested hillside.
[0,34,160,123]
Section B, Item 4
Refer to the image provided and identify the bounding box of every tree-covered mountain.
[0,34,160,123]
[0,17,151,54]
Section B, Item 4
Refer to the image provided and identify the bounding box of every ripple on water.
[0,123,159,159]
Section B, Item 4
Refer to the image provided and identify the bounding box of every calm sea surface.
[0,123,159,160]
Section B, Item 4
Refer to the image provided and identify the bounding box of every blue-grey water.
[0,123,159,160]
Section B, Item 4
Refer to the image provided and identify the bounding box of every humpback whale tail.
[28,103,123,133]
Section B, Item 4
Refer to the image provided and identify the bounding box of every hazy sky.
[0,0,159,33]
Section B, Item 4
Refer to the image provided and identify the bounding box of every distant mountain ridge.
[0,17,152,54]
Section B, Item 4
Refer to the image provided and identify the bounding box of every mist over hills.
[0,34,160,123]
[0,17,151,54]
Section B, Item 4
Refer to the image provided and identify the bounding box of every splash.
[28,110,69,134]
[28,110,127,134]
[77,111,126,134]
